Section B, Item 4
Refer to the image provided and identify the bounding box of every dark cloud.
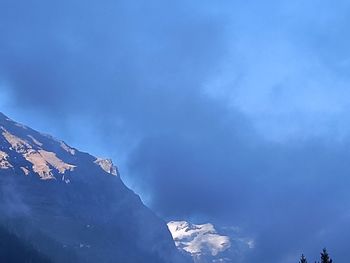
[1,1,350,262]
[129,129,350,262]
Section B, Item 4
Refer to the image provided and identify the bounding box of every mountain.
[0,112,189,263]
[168,221,254,263]
[0,224,51,263]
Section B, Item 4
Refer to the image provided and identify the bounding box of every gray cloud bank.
[2,0,350,262]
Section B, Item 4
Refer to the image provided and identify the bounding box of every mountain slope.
[0,112,189,263]
[0,224,51,263]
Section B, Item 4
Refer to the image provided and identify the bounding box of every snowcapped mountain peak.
[168,221,255,263]
[168,221,231,259]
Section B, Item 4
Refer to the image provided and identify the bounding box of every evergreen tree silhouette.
[320,248,333,263]
[300,254,308,263]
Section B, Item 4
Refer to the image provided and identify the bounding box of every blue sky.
[1,0,350,262]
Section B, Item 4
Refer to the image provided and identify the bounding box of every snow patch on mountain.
[2,128,31,152]
[94,158,118,176]
[60,141,76,155]
[0,151,12,169]
[27,135,43,146]
[1,127,76,179]
[20,167,30,175]
[26,150,76,179]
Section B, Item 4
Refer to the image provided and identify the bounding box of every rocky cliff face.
[0,112,189,263]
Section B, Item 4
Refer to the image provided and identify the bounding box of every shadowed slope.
[0,112,189,263]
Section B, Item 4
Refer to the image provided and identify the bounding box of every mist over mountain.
[2,0,350,262]
[0,112,189,263]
